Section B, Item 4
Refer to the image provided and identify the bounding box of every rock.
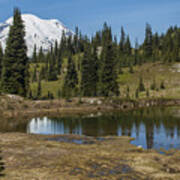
[90,99,95,104]
[97,100,102,105]
[7,94,24,101]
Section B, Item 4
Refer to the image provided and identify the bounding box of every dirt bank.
[1,94,180,118]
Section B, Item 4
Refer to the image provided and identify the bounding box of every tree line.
[0,8,180,99]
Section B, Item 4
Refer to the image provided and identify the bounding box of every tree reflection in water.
[1,107,180,150]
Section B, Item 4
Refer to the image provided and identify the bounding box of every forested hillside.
[28,23,180,99]
[1,9,180,100]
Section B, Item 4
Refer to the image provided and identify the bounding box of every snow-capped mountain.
[0,14,73,56]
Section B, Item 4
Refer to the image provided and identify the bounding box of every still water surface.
[1,107,180,150]
[26,107,180,150]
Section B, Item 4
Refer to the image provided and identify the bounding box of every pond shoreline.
[1,96,180,179]
[1,95,180,118]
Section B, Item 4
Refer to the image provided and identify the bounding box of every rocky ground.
[1,94,180,120]
[0,133,180,180]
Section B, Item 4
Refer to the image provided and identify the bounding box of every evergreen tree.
[38,46,44,62]
[59,31,67,56]
[47,91,51,99]
[146,89,150,97]
[37,77,42,98]
[57,89,61,99]
[48,55,58,81]
[54,40,58,57]
[62,56,78,98]
[44,58,49,81]
[119,65,123,74]
[57,49,62,75]
[1,8,29,96]
[73,26,80,53]
[28,89,33,99]
[138,76,145,92]
[160,80,165,89]
[126,85,130,98]
[151,78,156,90]
[78,31,85,52]
[32,66,37,82]
[143,23,153,58]
[40,66,46,80]
[119,26,125,53]
[93,31,102,47]
[135,88,139,99]
[32,44,37,62]
[81,44,91,96]
[134,39,139,65]
[91,47,99,95]
[67,35,74,54]
[129,64,134,73]
[99,23,119,96]
[152,32,160,61]
[124,35,131,55]
[0,44,3,79]
[47,91,54,99]
[81,44,98,96]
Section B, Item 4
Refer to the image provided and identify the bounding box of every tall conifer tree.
[62,56,78,97]
[124,35,131,55]
[119,26,125,53]
[37,76,42,98]
[38,46,44,62]
[99,23,119,96]
[1,8,29,96]
[144,23,153,58]
[32,44,37,62]
[134,39,139,65]
[0,44,3,79]
[81,44,98,96]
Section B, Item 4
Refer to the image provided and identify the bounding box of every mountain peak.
[0,14,73,56]
[6,13,40,23]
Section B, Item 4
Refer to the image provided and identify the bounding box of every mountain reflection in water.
[27,107,180,150]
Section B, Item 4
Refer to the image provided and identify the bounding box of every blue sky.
[0,0,180,44]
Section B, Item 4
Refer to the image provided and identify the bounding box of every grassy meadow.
[30,61,180,99]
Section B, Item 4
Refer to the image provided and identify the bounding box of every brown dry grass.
[0,133,180,180]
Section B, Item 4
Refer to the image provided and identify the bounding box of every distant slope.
[0,14,73,56]
[30,62,180,99]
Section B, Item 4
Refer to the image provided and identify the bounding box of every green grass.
[30,80,60,98]
[29,63,45,73]
[118,62,180,99]
[30,61,180,99]
[29,54,83,98]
